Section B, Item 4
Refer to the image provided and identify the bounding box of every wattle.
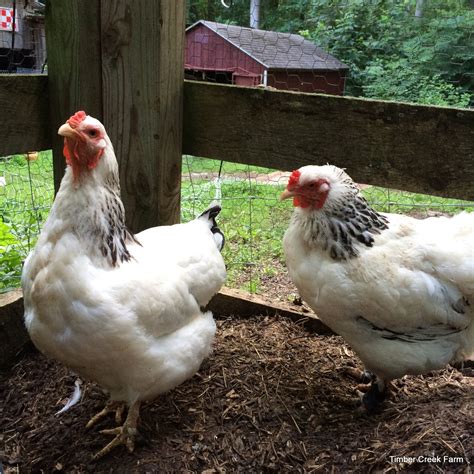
[293,193,328,209]
[63,138,103,181]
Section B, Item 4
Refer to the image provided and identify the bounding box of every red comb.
[67,111,87,129]
[288,170,301,186]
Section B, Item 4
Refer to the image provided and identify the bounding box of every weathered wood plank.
[0,290,30,369]
[0,74,50,156]
[2,75,473,201]
[101,0,185,231]
[208,287,332,335]
[183,81,474,200]
[45,0,103,192]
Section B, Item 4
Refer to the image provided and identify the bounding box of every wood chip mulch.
[1,315,472,473]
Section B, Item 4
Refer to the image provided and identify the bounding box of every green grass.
[1,153,472,293]
[182,177,290,292]
[363,186,471,215]
[182,155,273,175]
[181,159,473,292]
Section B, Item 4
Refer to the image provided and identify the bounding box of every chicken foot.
[344,367,374,384]
[92,400,141,460]
[361,379,387,413]
[452,360,474,376]
[86,400,126,429]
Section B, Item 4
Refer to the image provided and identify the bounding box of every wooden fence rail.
[1,74,50,154]
[183,81,474,201]
[1,76,473,201]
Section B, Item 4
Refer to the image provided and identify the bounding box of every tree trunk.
[415,0,424,19]
[250,0,260,28]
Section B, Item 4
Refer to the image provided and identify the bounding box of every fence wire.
[1,152,53,291]
[1,1,473,297]
[181,156,473,300]
[2,153,473,295]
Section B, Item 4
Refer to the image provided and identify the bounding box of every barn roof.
[187,20,348,71]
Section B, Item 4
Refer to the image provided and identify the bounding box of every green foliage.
[302,0,411,96]
[0,219,23,291]
[303,0,473,106]
[363,61,471,107]
[402,9,474,92]
[188,0,250,25]
[181,167,291,292]
[0,151,54,290]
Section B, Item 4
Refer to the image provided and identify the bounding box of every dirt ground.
[1,314,472,473]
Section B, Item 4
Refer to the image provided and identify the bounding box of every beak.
[58,123,77,139]
[280,188,294,200]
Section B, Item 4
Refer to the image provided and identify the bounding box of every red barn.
[185,20,348,95]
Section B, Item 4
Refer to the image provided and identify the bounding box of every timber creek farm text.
[389,455,467,464]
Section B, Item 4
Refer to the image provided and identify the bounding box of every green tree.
[303,0,473,106]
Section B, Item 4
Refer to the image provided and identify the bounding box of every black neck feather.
[298,194,389,260]
[94,180,139,267]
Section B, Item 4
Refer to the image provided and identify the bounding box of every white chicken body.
[283,165,473,391]
[285,211,473,380]
[23,218,223,403]
[22,112,226,410]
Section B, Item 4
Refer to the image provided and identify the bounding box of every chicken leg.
[92,400,141,460]
[86,400,126,428]
[344,367,374,384]
[361,379,387,413]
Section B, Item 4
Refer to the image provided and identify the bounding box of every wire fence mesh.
[1,1,473,297]
[1,151,53,292]
[2,152,473,297]
[180,155,473,303]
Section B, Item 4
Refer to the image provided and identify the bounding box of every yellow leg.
[92,400,141,460]
[86,400,126,429]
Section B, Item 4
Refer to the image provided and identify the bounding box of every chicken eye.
[87,129,98,138]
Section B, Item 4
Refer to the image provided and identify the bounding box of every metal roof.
[187,20,349,71]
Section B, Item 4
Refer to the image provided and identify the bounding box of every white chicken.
[281,165,473,411]
[22,111,226,458]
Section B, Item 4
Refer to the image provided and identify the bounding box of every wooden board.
[183,81,474,200]
[101,0,185,231]
[0,74,50,157]
[0,290,30,369]
[2,75,473,201]
[208,287,332,335]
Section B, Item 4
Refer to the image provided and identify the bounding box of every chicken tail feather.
[198,204,225,251]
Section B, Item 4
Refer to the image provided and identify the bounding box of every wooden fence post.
[101,1,184,231]
[45,0,103,193]
[46,0,184,231]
